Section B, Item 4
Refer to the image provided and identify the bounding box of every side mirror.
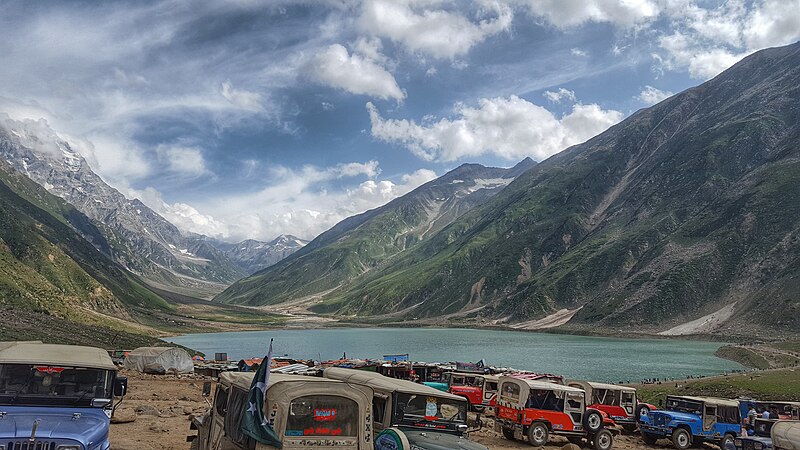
[113,376,128,397]
[203,382,212,397]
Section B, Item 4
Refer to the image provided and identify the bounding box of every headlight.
[57,446,80,450]
[754,443,764,450]
[735,439,742,448]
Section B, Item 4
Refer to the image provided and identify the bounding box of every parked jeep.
[495,376,616,450]
[190,371,375,450]
[0,341,128,450]
[442,372,486,412]
[731,418,782,450]
[568,381,641,431]
[771,421,800,450]
[324,367,489,450]
[639,395,741,450]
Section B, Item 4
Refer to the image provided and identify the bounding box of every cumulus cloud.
[656,0,800,79]
[517,0,660,28]
[307,43,405,100]
[221,82,263,112]
[636,85,673,105]
[135,162,438,241]
[359,0,513,59]
[367,96,622,162]
[156,144,209,177]
[543,87,576,103]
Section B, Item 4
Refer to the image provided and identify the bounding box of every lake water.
[167,328,742,383]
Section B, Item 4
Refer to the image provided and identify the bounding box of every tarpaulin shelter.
[124,347,194,374]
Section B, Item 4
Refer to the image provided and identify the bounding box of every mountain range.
[216,42,800,337]
[0,119,306,297]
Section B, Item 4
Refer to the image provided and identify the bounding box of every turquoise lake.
[167,328,743,383]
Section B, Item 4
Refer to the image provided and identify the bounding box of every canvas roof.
[501,376,585,394]
[669,395,740,408]
[222,371,342,391]
[325,367,465,402]
[569,380,636,392]
[0,342,116,370]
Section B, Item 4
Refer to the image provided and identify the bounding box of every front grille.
[741,441,755,450]
[6,441,57,450]
[651,414,668,426]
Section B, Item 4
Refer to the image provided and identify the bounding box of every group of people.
[747,405,780,426]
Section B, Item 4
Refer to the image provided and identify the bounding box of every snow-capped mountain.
[210,234,309,275]
[0,116,250,296]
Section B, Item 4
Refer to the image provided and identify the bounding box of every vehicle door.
[621,391,635,417]
[483,381,498,405]
[703,404,717,432]
[209,385,229,450]
[565,392,585,428]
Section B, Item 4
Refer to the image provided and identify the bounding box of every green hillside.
[0,159,172,347]
[305,43,800,337]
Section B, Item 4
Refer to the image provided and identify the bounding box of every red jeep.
[567,381,647,431]
[495,376,616,450]
[443,372,486,412]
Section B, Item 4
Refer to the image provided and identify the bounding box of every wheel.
[584,410,604,432]
[527,422,549,446]
[593,429,614,450]
[642,432,659,445]
[672,428,691,450]
[636,404,651,421]
[502,427,516,440]
[720,433,735,450]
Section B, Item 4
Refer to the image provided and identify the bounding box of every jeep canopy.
[324,367,465,401]
[0,341,116,370]
[124,347,193,374]
[772,421,800,450]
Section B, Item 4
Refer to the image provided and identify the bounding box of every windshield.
[394,393,467,426]
[0,364,113,407]
[285,395,360,437]
[665,397,703,415]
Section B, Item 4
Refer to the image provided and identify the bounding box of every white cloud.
[156,144,209,177]
[636,85,673,105]
[307,43,405,100]
[517,0,660,28]
[221,82,263,112]
[359,0,513,59]
[570,48,588,57]
[367,96,622,162]
[543,87,576,103]
[139,162,437,241]
[656,0,800,79]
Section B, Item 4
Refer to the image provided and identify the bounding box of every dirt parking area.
[110,371,717,450]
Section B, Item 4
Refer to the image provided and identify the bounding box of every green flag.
[241,339,282,448]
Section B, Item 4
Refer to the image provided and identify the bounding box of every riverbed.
[168,327,742,382]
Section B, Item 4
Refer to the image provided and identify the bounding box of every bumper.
[640,424,671,437]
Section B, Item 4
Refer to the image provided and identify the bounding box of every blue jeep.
[0,342,127,450]
[639,396,741,449]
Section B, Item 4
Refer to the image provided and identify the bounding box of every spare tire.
[635,404,651,421]
[584,410,604,433]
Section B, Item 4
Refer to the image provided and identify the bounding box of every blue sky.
[0,0,798,241]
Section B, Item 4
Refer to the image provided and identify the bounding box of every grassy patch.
[637,369,800,403]
[715,346,770,370]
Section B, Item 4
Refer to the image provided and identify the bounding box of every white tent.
[124,347,194,374]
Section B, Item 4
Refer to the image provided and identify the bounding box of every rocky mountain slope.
[222,42,800,337]
[210,235,309,275]
[215,158,536,305]
[0,158,172,347]
[0,120,304,296]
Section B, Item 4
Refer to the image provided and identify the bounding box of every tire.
[641,432,659,445]
[593,429,614,450]
[528,422,549,446]
[720,433,735,450]
[672,428,692,450]
[636,404,651,422]
[502,427,516,440]
[585,410,604,433]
